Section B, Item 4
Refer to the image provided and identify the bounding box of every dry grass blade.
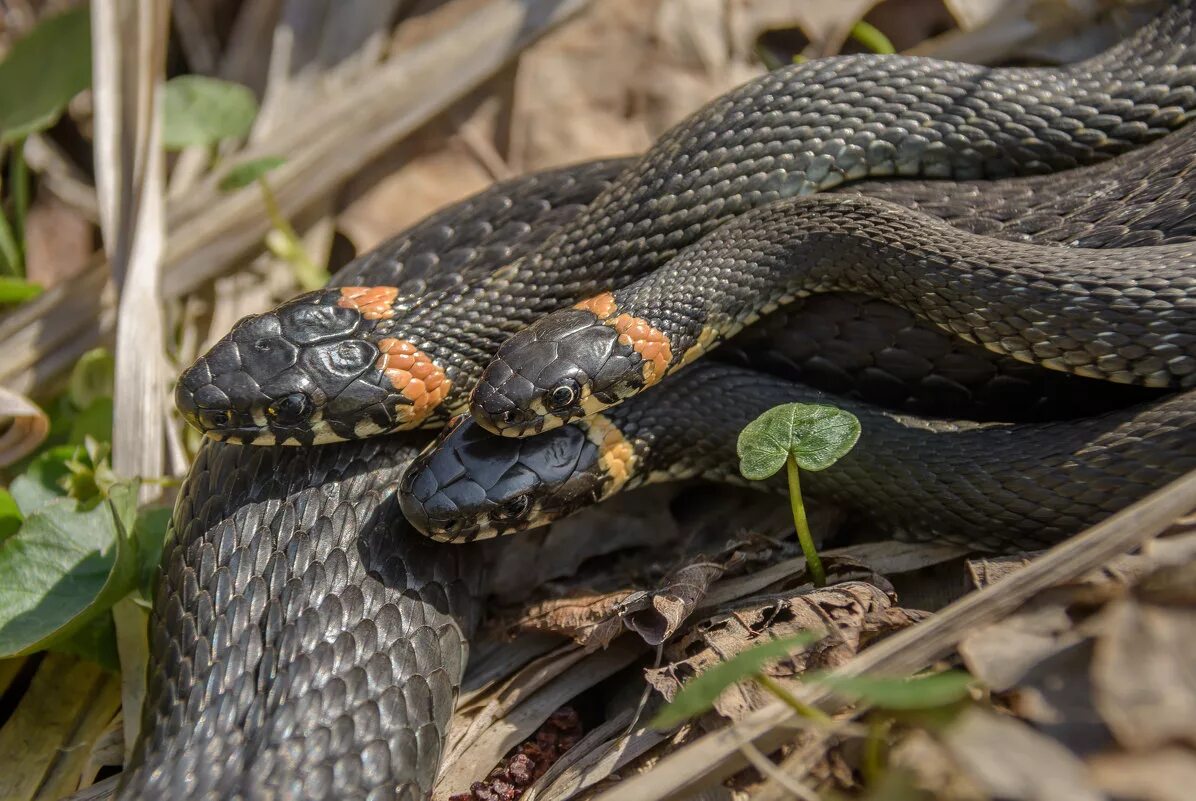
[0,0,592,396]
[90,0,170,765]
[91,0,169,489]
[0,386,49,466]
[597,469,1196,801]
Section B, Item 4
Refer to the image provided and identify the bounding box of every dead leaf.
[0,386,49,467]
[941,706,1104,801]
[1093,596,1196,750]
[888,728,988,801]
[646,581,912,722]
[623,559,730,645]
[516,589,630,651]
[1088,747,1196,801]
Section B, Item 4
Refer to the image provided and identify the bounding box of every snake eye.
[206,410,231,428]
[545,380,579,412]
[266,393,312,426]
[254,338,273,352]
[491,494,531,523]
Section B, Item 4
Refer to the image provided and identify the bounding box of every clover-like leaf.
[0,6,92,143]
[650,632,821,729]
[219,155,287,191]
[737,403,861,480]
[810,670,975,711]
[161,75,258,150]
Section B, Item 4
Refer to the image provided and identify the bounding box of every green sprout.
[219,156,327,290]
[651,633,825,730]
[161,75,327,289]
[737,403,861,587]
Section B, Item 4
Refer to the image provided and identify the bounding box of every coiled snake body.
[138,6,1196,798]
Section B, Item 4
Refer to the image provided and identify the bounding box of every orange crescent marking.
[573,292,618,319]
[610,313,673,385]
[375,337,452,425]
[338,286,399,320]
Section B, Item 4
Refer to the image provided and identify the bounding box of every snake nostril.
[499,408,524,426]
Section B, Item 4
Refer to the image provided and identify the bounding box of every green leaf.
[0,489,22,543]
[161,75,258,150]
[810,670,975,711]
[50,610,118,671]
[9,445,76,515]
[849,20,897,56]
[133,506,171,599]
[219,155,286,191]
[0,277,43,303]
[651,632,821,729]
[0,481,141,658]
[67,397,114,445]
[68,348,115,410]
[737,403,861,480]
[0,6,92,143]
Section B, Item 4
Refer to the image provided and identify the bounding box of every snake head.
[175,286,451,445]
[470,304,657,437]
[398,414,615,542]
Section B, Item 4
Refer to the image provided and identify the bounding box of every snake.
[467,190,1196,437]
[174,0,1196,446]
[142,5,1196,797]
[398,365,1196,551]
[117,162,626,800]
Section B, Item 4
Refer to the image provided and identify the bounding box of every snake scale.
[129,4,1196,798]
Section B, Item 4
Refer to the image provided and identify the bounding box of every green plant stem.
[786,454,826,587]
[255,176,324,289]
[862,714,893,786]
[0,207,19,277]
[9,138,28,258]
[755,673,832,724]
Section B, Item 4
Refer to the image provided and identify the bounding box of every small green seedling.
[162,76,327,289]
[0,5,92,285]
[650,632,824,730]
[219,156,327,290]
[737,403,861,587]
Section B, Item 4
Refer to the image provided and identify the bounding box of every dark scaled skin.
[471,192,1196,436]
[127,160,630,800]
[398,416,607,543]
[406,364,1196,553]
[175,288,403,445]
[175,160,634,445]
[182,1,1196,446]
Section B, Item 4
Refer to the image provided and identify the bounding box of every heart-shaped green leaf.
[650,632,821,729]
[161,75,258,150]
[0,6,92,143]
[737,403,861,480]
[219,155,287,191]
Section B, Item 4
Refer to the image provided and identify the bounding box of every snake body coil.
[149,6,1196,798]
[120,162,626,799]
[176,1,1196,445]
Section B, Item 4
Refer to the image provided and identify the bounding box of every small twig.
[736,740,820,801]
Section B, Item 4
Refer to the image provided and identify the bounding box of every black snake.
[132,5,1196,798]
